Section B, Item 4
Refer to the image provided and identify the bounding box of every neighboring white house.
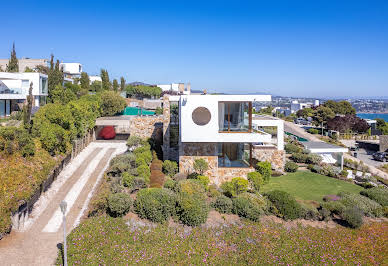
[89,75,102,84]
[60,63,82,79]
[290,99,320,114]
[0,72,48,116]
[171,94,285,184]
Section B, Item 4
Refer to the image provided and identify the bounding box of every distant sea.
[357,113,388,122]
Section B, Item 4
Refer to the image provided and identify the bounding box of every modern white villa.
[162,94,285,184]
[60,63,82,79]
[0,72,48,116]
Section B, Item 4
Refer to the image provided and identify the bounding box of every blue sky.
[1,0,387,98]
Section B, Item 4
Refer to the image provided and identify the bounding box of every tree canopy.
[47,55,64,102]
[120,77,126,91]
[90,80,103,93]
[100,91,127,116]
[125,85,162,99]
[327,115,369,133]
[112,79,119,92]
[100,69,112,91]
[80,72,90,92]
[323,100,356,115]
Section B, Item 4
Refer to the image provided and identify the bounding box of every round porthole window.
[192,107,211,126]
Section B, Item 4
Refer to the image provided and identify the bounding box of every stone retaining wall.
[252,147,285,171]
[129,116,164,139]
[380,135,388,152]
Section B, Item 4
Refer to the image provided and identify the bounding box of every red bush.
[99,126,116,140]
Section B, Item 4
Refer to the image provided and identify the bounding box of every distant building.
[273,107,291,117]
[60,63,82,79]
[0,72,48,116]
[290,100,313,113]
[0,58,49,72]
[89,75,102,84]
[157,83,191,95]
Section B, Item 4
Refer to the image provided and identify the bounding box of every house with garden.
[162,94,285,185]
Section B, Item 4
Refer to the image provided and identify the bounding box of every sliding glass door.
[218,143,252,167]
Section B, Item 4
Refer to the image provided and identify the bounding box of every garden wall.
[252,147,285,171]
[380,135,388,152]
[129,116,164,139]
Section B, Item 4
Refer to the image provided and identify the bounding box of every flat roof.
[303,141,348,153]
[177,94,272,102]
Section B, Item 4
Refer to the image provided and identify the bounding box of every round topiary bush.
[212,195,233,214]
[196,175,210,190]
[136,164,151,183]
[285,161,298,172]
[134,188,176,223]
[163,178,177,191]
[221,177,249,197]
[107,193,132,217]
[256,161,272,183]
[265,190,303,220]
[341,206,363,228]
[232,193,265,221]
[175,179,209,226]
[122,172,136,188]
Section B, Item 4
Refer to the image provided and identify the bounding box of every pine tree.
[80,72,90,92]
[120,77,126,91]
[6,42,19,72]
[112,79,119,92]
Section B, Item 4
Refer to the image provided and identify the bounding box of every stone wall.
[162,96,171,160]
[252,147,285,171]
[217,167,255,185]
[129,116,164,139]
[380,135,388,152]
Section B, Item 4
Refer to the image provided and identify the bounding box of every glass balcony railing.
[0,87,23,94]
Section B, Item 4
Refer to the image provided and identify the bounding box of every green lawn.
[261,171,363,203]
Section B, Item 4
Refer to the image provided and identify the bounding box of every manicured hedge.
[265,190,303,220]
[134,188,176,223]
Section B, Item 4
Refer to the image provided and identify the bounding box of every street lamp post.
[60,201,68,266]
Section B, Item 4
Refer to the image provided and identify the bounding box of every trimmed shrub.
[265,190,303,220]
[149,170,165,188]
[136,164,151,183]
[107,193,132,217]
[162,160,178,177]
[256,161,272,183]
[285,143,302,154]
[135,151,152,166]
[307,128,319,134]
[108,153,136,177]
[163,178,177,191]
[290,153,308,163]
[208,184,221,198]
[360,187,388,207]
[150,160,163,171]
[341,207,363,228]
[176,195,209,226]
[285,161,298,172]
[175,179,209,226]
[321,201,346,215]
[212,195,233,214]
[127,136,146,150]
[306,154,322,165]
[134,188,176,223]
[196,175,210,190]
[193,159,208,175]
[122,172,136,188]
[221,177,249,197]
[132,177,147,191]
[173,172,187,181]
[232,193,266,221]
[338,192,383,217]
[247,172,263,191]
[187,172,199,179]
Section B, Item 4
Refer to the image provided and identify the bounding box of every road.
[0,141,127,266]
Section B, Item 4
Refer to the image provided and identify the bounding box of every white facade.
[158,83,181,92]
[89,75,102,84]
[178,94,285,149]
[0,72,48,116]
[290,100,313,113]
[60,63,82,77]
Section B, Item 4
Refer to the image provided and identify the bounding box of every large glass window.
[0,100,5,117]
[218,143,251,167]
[6,100,10,116]
[219,102,251,132]
[41,78,48,94]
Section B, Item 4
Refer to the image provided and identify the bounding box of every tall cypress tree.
[6,42,19,72]
[112,79,119,92]
[80,72,90,92]
[120,77,125,91]
[23,82,34,131]
[100,69,112,90]
[47,55,64,102]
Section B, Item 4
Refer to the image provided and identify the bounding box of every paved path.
[0,142,127,266]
